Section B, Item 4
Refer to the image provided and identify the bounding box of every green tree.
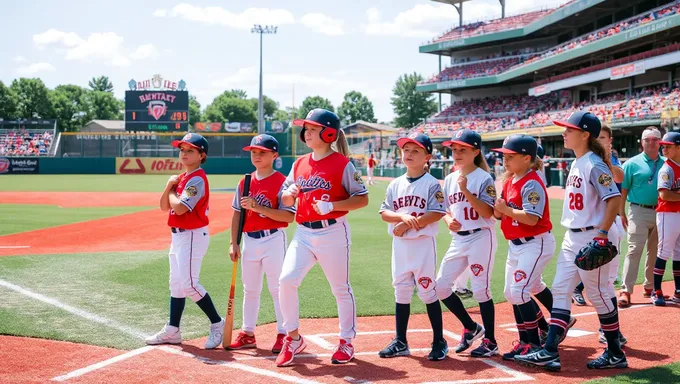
[272,109,290,122]
[88,76,114,92]
[0,81,18,119]
[224,89,248,99]
[337,91,377,124]
[391,72,437,129]
[299,96,334,117]
[11,78,54,118]
[189,95,202,126]
[204,91,257,123]
[87,91,122,120]
[249,95,278,121]
[50,85,92,131]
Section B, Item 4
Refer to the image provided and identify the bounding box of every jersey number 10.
[463,207,479,220]
[568,192,584,211]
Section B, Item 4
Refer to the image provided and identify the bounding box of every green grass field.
[0,174,673,378]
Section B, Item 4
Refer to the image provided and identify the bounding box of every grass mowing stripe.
[585,361,680,383]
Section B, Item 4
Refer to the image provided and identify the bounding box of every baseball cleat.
[572,291,587,306]
[470,338,498,358]
[428,339,448,361]
[514,348,561,371]
[557,316,577,344]
[271,333,286,354]
[226,331,256,350]
[145,324,182,345]
[276,335,307,367]
[331,340,354,364]
[618,292,631,308]
[205,318,225,349]
[652,290,666,306]
[502,341,529,361]
[586,349,628,369]
[378,338,410,358]
[672,290,680,303]
[643,288,653,298]
[455,323,484,353]
[455,288,473,299]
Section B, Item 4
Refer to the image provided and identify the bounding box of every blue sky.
[2,0,566,122]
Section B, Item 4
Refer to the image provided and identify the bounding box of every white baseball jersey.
[444,168,497,231]
[561,151,620,229]
[380,172,446,239]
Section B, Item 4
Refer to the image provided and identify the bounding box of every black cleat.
[378,338,410,358]
[455,323,484,353]
[428,339,448,361]
[587,349,628,369]
[515,347,561,372]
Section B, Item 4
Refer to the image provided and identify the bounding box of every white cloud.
[12,56,27,63]
[152,8,168,17]
[16,62,56,75]
[156,4,295,29]
[300,13,345,36]
[32,29,158,67]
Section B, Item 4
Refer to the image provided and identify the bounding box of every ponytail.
[474,152,490,172]
[332,129,350,157]
[588,136,613,171]
[531,157,544,173]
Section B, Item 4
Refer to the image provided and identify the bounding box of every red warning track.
[3,282,679,383]
[0,192,234,256]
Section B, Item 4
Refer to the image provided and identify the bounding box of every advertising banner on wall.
[116,157,184,174]
[0,157,40,174]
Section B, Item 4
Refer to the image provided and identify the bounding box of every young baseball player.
[226,134,295,353]
[377,132,448,361]
[491,135,556,360]
[276,109,369,367]
[435,129,499,357]
[146,133,225,349]
[653,131,680,306]
[367,153,377,186]
[516,111,627,371]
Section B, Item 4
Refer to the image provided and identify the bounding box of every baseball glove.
[574,238,618,271]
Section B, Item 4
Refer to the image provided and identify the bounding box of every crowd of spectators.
[451,47,547,65]
[433,10,551,43]
[0,130,53,156]
[422,57,525,83]
[432,93,564,119]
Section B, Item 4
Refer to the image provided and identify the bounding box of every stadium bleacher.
[0,130,54,156]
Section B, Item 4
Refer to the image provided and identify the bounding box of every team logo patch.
[353,171,364,185]
[185,186,198,197]
[528,191,540,205]
[662,172,670,182]
[514,270,527,283]
[503,136,509,146]
[182,133,192,141]
[598,173,613,187]
[486,185,497,198]
[470,264,484,276]
[435,191,444,203]
[418,277,433,289]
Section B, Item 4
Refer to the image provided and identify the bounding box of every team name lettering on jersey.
[393,195,427,210]
[448,192,479,204]
[297,173,332,192]
[565,175,583,188]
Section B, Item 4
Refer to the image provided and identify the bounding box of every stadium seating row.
[0,130,53,157]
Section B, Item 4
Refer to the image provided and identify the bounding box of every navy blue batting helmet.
[294,108,341,143]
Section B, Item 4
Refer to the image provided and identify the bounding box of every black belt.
[457,228,482,236]
[570,226,595,233]
[246,228,278,239]
[510,230,551,246]
[171,227,186,233]
[631,202,657,209]
[300,219,337,229]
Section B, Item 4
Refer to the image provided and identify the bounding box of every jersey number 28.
[568,192,584,211]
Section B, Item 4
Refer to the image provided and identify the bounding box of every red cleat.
[331,340,355,364]
[272,333,286,354]
[225,332,256,350]
[276,335,306,367]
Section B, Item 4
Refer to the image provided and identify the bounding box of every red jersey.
[657,160,680,213]
[501,170,552,240]
[232,171,293,232]
[368,158,377,168]
[168,168,210,229]
[287,152,368,223]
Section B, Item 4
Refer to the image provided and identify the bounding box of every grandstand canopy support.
[432,0,506,24]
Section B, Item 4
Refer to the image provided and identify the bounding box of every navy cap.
[442,129,481,150]
[397,132,433,154]
[660,131,680,146]
[492,134,537,159]
[537,144,545,159]
[554,111,601,138]
[243,134,279,152]
[172,132,209,154]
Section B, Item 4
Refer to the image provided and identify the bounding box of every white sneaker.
[205,318,225,349]
[145,324,182,345]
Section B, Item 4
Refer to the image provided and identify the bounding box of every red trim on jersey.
[657,160,680,212]
[292,152,352,223]
[168,169,210,230]
[238,171,291,233]
[500,171,552,240]
[520,238,544,303]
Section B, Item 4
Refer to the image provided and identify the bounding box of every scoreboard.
[124,90,189,132]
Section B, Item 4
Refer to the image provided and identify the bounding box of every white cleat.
[205,318,225,349]
[145,324,182,345]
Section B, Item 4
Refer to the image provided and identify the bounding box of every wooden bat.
[223,173,251,349]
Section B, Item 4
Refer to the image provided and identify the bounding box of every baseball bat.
[223,173,251,349]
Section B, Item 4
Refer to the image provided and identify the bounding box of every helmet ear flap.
[320,128,337,143]
[299,127,307,143]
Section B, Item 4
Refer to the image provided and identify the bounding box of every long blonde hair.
[499,155,543,185]
[332,129,350,157]
[588,135,613,171]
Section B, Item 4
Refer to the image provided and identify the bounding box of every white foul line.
[51,346,155,382]
[0,246,30,249]
[498,303,650,328]
[160,346,324,384]
[306,329,462,350]
[0,278,151,340]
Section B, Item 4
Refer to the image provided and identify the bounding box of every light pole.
[251,24,277,133]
